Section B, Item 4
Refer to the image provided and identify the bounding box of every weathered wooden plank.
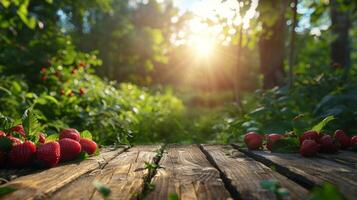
[146,144,232,200]
[51,145,161,200]
[0,146,127,200]
[236,147,357,200]
[200,145,309,200]
[318,151,357,168]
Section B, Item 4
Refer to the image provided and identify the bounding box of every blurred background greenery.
[0,0,356,144]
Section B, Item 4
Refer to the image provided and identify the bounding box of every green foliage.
[308,183,344,200]
[0,186,16,197]
[93,181,111,199]
[311,116,335,133]
[260,179,290,199]
[271,138,300,153]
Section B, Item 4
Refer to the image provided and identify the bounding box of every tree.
[258,0,289,89]
[330,0,351,72]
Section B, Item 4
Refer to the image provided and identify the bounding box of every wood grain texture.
[146,144,232,200]
[200,145,308,200]
[318,151,357,168]
[240,149,357,200]
[0,147,126,200]
[51,145,161,200]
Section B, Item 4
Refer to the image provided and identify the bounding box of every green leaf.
[0,0,11,8]
[93,181,111,198]
[308,183,344,200]
[0,186,16,197]
[0,86,11,95]
[168,192,180,200]
[46,134,59,142]
[75,151,88,162]
[0,137,12,152]
[277,187,290,197]
[311,116,335,133]
[260,179,279,192]
[0,115,14,131]
[22,107,42,141]
[80,130,93,140]
[271,138,300,153]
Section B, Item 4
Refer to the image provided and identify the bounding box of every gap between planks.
[231,144,357,200]
[199,144,308,200]
[50,145,164,200]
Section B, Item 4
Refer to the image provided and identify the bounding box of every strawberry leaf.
[93,181,111,198]
[75,151,88,162]
[80,130,92,140]
[22,107,42,142]
[0,137,12,152]
[46,134,59,142]
[271,137,300,153]
[0,114,14,132]
[0,186,16,197]
[311,116,335,133]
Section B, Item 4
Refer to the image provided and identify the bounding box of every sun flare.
[189,34,216,57]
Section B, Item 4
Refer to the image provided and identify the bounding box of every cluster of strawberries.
[244,130,357,157]
[0,125,97,168]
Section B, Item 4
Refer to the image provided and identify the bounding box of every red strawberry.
[11,125,26,137]
[299,130,319,144]
[7,136,22,146]
[300,139,319,157]
[60,128,80,141]
[334,130,351,149]
[79,88,86,96]
[317,135,339,153]
[0,151,7,167]
[352,136,357,144]
[9,141,36,167]
[38,133,46,144]
[59,138,81,161]
[244,132,263,150]
[79,139,97,155]
[266,134,283,151]
[0,131,6,137]
[35,142,60,168]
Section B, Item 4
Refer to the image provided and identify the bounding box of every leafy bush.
[209,67,357,143]
[0,46,186,145]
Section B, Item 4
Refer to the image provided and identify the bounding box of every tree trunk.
[258,0,288,89]
[330,0,351,70]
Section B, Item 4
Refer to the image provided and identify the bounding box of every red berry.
[334,130,347,138]
[35,142,60,168]
[299,131,319,144]
[41,76,48,81]
[7,136,22,146]
[0,131,6,137]
[40,67,46,73]
[317,135,339,153]
[266,134,283,151]
[71,68,78,75]
[38,133,46,144]
[79,88,86,96]
[79,139,97,155]
[244,132,263,150]
[9,141,36,167]
[352,136,357,144]
[60,128,80,141]
[334,130,351,149]
[11,125,26,137]
[59,138,81,161]
[300,139,319,157]
[68,91,75,97]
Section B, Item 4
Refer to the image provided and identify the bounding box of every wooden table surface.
[1,144,356,200]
